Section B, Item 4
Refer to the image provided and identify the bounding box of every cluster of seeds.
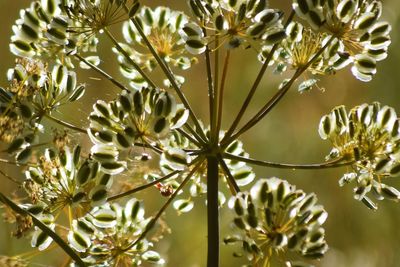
[226,178,328,266]
[319,103,400,209]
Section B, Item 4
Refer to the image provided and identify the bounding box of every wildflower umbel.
[116,6,200,88]
[186,0,286,51]
[293,0,391,81]
[319,103,400,209]
[226,178,328,266]
[68,199,165,266]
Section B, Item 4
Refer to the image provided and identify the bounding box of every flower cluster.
[10,1,88,66]
[293,0,391,81]
[226,178,328,266]
[68,198,164,266]
[117,6,200,88]
[20,145,115,251]
[1,59,85,162]
[88,87,188,173]
[319,103,400,209]
[25,146,113,210]
[186,0,286,51]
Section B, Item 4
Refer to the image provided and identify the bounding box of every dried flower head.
[293,0,391,81]
[226,178,328,266]
[0,256,28,267]
[319,103,400,209]
[0,114,24,143]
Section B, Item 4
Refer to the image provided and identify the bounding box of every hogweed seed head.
[293,0,391,81]
[226,177,328,265]
[319,103,400,209]
[187,0,286,51]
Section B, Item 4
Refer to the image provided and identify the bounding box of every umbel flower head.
[319,103,400,209]
[10,0,99,67]
[186,0,286,51]
[226,178,328,266]
[2,60,85,163]
[88,87,188,173]
[68,198,164,266]
[293,0,391,81]
[24,146,114,212]
[66,0,131,36]
[116,6,199,88]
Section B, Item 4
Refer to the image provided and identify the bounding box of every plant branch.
[103,27,157,89]
[203,28,216,142]
[45,114,87,134]
[0,192,86,266]
[216,50,230,139]
[122,160,203,252]
[223,153,354,170]
[221,10,295,144]
[0,169,21,185]
[0,158,36,167]
[217,155,240,195]
[107,170,182,201]
[74,54,129,91]
[177,128,202,148]
[211,36,220,144]
[223,35,336,146]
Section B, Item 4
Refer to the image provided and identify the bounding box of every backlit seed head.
[319,103,400,209]
[227,177,328,264]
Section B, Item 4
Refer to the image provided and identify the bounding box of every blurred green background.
[1,0,400,266]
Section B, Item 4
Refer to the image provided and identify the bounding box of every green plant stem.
[222,35,336,146]
[177,128,202,148]
[0,192,86,266]
[134,142,163,154]
[103,27,157,89]
[107,170,181,201]
[0,169,21,185]
[203,28,216,142]
[184,124,208,146]
[74,54,129,91]
[211,36,220,144]
[124,7,208,143]
[223,153,354,170]
[45,114,87,134]
[216,50,230,139]
[123,160,203,252]
[0,158,36,167]
[221,11,295,145]
[217,155,240,195]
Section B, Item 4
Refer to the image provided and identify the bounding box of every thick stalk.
[207,156,219,267]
